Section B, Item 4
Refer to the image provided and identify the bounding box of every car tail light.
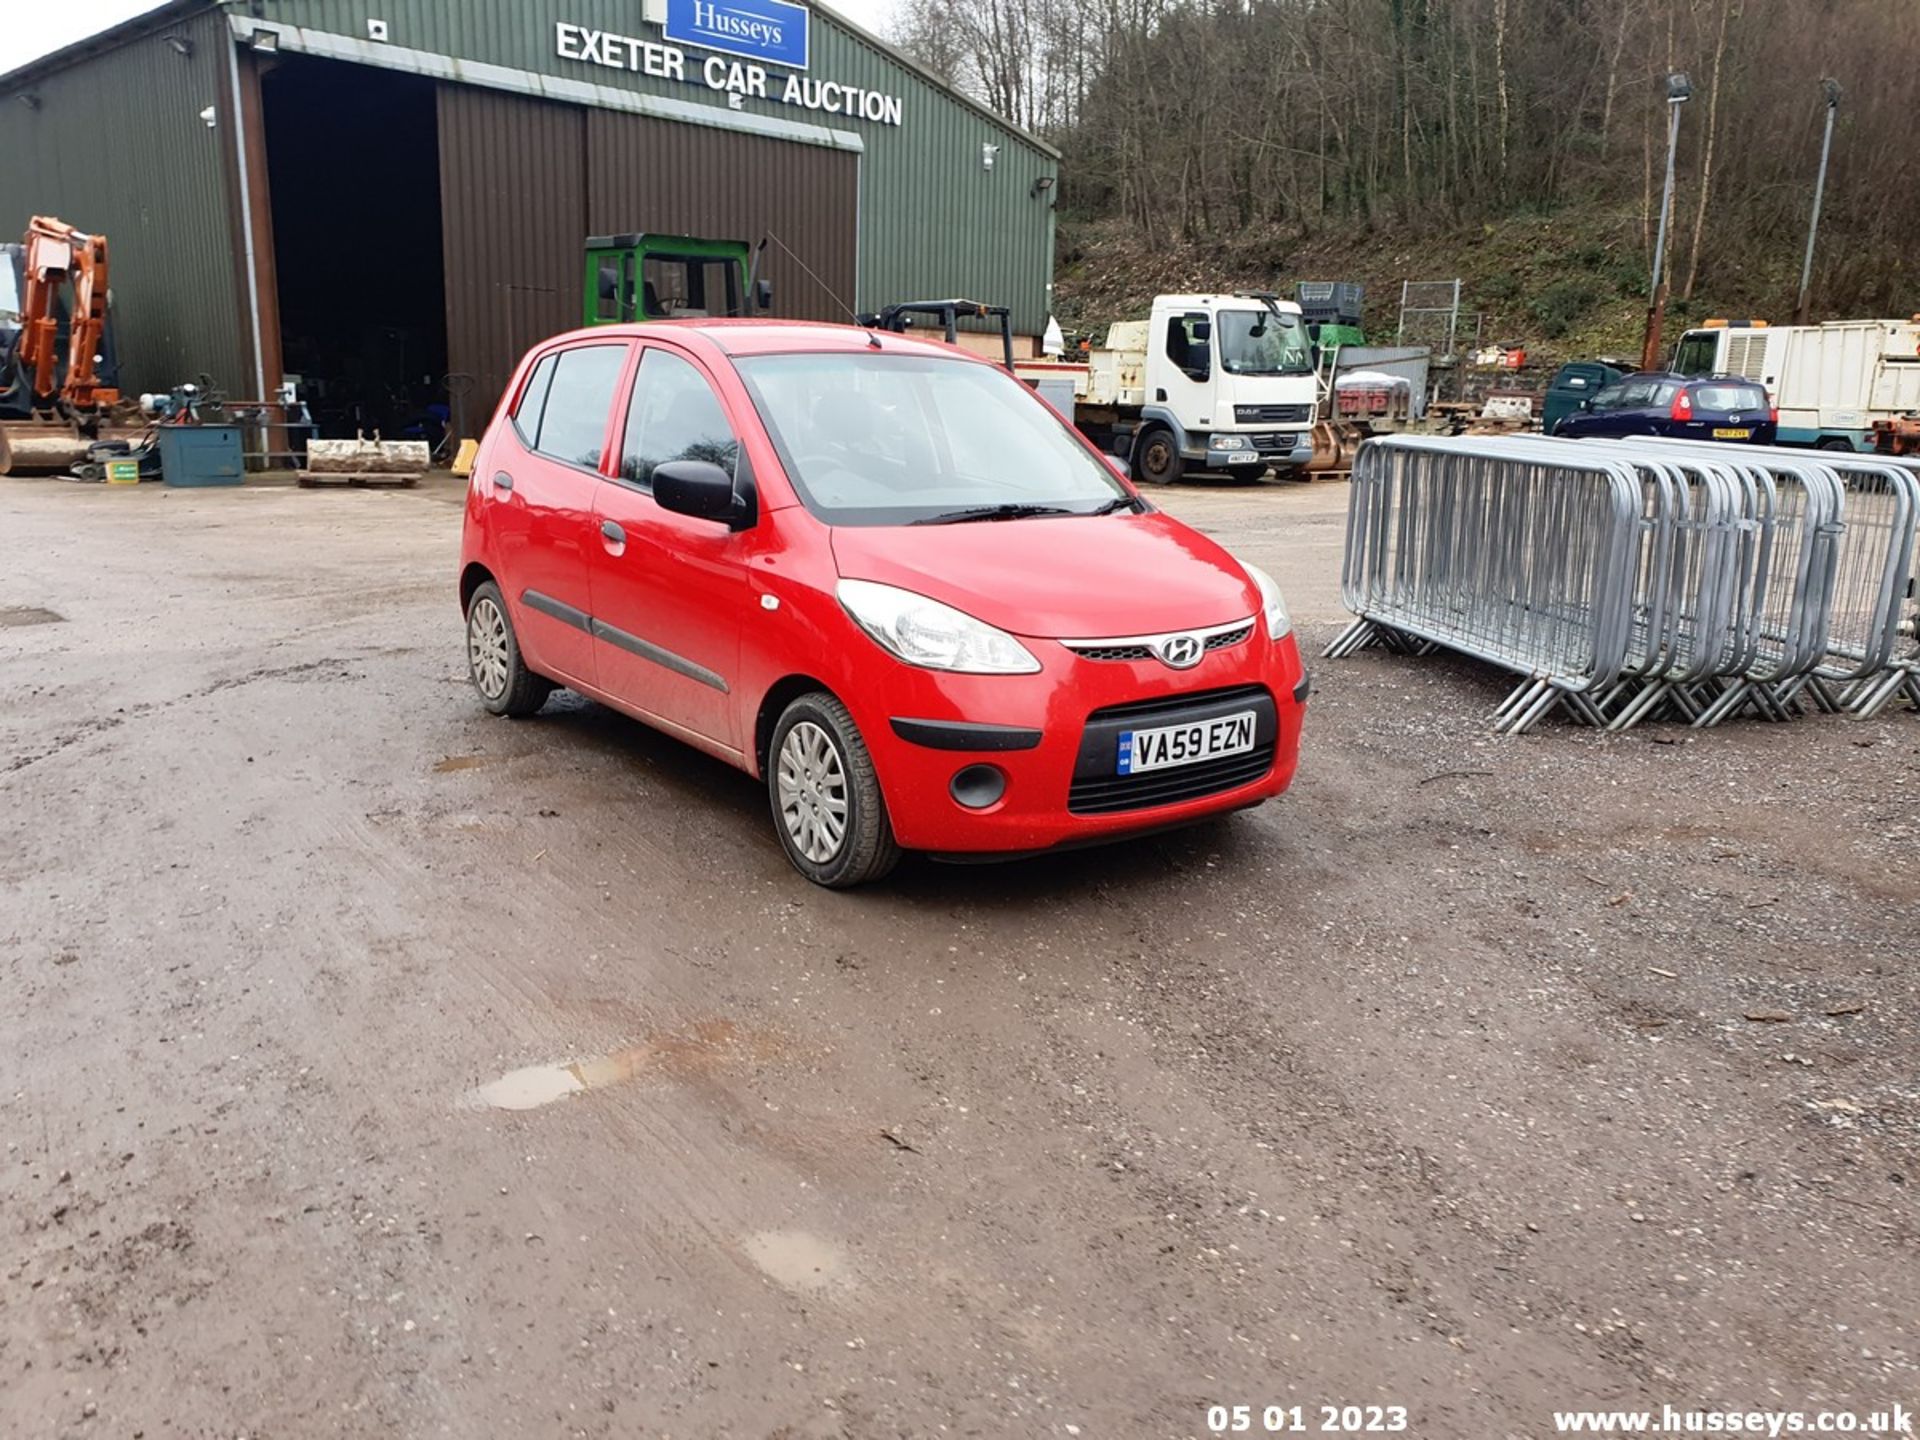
[1670,388,1693,421]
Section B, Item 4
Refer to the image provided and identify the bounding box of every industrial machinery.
[583,233,772,326]
[0,215,137,475]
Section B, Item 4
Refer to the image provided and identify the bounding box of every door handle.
[601,520,626,545]
[492,472,513,492]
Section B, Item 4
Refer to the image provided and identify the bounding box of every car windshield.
[1215,310,1313,375]
[1693,383,1768,411]
[734,351,1133,526]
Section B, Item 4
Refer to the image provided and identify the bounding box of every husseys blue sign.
[663,0,810,69]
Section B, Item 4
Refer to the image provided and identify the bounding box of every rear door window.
[533,344,628,470]
[618,348,740,489]
[1692,383,1768,411]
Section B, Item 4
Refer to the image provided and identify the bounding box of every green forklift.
[583,233,773,326]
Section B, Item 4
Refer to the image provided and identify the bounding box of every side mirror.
[753,278,774,311]
[1103,453,1130,482]
[1191,319,1212,344]
[1578,398,1592,411]
[653,459,742,526]
[596,263,618,302]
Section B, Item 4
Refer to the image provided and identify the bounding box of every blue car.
[1554,371,1776,445]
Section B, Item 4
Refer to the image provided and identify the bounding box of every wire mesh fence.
[1326,434,1920,733]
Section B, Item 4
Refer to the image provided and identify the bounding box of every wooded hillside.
[892,0,1919,340]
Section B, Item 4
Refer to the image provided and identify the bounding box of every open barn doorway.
[259,55,450,448]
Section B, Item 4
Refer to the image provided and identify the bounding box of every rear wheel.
[466,581,552,718]
[1816,437,1855,452]
[768,693,900,888]
[1133,427,1184,486]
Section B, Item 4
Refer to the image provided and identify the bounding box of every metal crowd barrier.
[1327,434,1920,733]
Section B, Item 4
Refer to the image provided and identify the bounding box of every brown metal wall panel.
[437,85,587,416]
[584,111,857,325]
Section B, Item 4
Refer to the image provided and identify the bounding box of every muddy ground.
[1,474,1915,1440]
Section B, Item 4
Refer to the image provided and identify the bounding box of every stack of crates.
[1295,282,1364,329]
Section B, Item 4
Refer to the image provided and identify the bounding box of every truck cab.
[583,233,771,326]
[1125,294,1317,482]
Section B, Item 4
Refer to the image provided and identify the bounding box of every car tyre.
[1816,437,1853,452]
[466,580,553,718]
[768,692,900,888]
[1133,427,1184,486]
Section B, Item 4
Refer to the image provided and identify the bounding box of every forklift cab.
[584,234,772,325]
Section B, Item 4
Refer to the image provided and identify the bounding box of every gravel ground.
[1,473,1914,1439]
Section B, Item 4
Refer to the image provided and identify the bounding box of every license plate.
[1712,428,1752,439]
[1226,452,1261,465]
[1117,710,1256,775]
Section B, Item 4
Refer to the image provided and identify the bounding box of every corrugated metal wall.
[0,6,249,396]
[585,111,858,322]
[440,86,858,413]
[437,86,586,415]
[254,0,1057,329]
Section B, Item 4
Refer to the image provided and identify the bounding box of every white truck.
[1671,318,1920,451]
[1018,293,1320,484]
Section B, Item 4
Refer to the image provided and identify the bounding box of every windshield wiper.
[910,503,1084,525]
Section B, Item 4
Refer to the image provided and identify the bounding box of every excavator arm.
[18,215,119,414]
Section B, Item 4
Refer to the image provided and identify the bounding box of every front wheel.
[768,693,900,888]
[1133,427,1185,486]
[466,581,553,718]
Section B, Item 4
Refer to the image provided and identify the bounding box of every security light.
[1031,175,1056,198]
[164,34,195,56]
[1821,77,1842,108]
[1666,72,1692,104]
[249,28,281,54]
[17,93,41,110]
[981,143,998,171]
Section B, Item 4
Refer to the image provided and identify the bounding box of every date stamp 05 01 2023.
[1207,1404,1412,1435]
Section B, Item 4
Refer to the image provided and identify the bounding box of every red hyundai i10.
[458,320,1308,887]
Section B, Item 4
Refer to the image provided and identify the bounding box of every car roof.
[572,318,992,362]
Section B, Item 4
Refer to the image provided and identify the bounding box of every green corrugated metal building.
[0,0,1057,429]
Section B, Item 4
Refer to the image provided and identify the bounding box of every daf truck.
[1018,293,1319,484]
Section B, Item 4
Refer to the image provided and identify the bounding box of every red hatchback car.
[459,320,1308,886]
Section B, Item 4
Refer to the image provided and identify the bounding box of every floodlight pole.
[1641,73,1691,373]
[1794,79,1842,326]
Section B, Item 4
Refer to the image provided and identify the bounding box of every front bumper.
[1197,432,1315,470]
[848,631,1309,853]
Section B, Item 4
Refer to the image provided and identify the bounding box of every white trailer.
[1672,319,1920,451]
[1017,294,1320,484]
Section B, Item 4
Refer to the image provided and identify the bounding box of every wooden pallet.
[297,470,421,488]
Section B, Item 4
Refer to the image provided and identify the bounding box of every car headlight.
[837,579,1041,674]
[1242,563,1293,641]
[1210,433,1250,451]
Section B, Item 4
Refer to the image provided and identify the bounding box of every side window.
[1164,312,1209,378]
[619,349,741,490]
[534,344,628,469]
[511,353,557,446]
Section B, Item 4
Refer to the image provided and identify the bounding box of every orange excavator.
[0,215,133,475]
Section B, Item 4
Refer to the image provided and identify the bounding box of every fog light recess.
[949,764,1007,810]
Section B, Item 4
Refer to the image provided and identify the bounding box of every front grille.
[1234,403,1312,425]
[1073,643,1153,661]
[1068,745,1276,815]
[1247,431,1302,452]
[1084,683,1268,723]
[1205,623,1253,651]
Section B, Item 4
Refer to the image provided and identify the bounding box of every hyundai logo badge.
[1156,634,1204,669]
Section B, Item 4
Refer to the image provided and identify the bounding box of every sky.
[1,0,900,74]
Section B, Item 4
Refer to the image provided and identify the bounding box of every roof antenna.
[760,230,880,346]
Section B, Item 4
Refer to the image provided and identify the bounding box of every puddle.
[467,1021,777,1111]
[0,606,65,628]
[743,1230,849,1292]
[433,754,496,773]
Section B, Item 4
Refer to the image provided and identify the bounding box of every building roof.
[0,0,1059,160]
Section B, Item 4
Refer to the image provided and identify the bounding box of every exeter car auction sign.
[553,7,906,127]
